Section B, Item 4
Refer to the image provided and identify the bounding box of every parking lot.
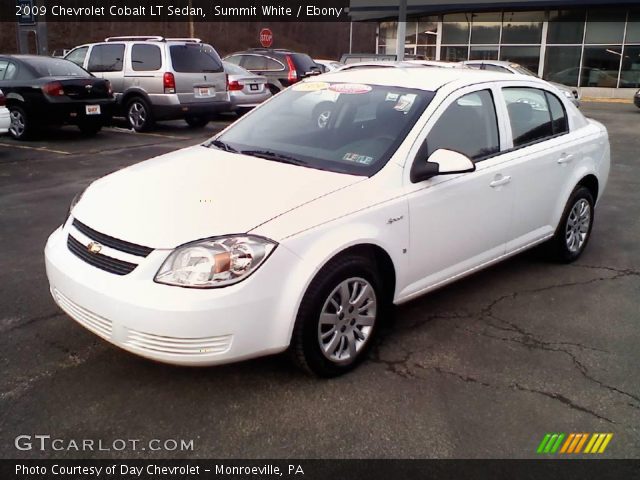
[0,103,638,459]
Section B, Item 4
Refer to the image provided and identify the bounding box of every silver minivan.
[65,36,230,131]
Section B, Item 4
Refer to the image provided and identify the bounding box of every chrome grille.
[73,219,153,257]
[67,235,137,275]
[124,328,233,356]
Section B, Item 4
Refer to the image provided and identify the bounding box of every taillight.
[163,72,176,94]
[286,55,298,84]
[105,80,113,97]
[0,90,5,107]
[228,80,243,91]
[42,81,65,96]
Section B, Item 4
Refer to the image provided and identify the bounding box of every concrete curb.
[581,98,634,104]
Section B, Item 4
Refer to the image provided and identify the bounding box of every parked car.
[223,61,271,115]
[634,89,640,108]
[407,60,466,68]
[313,59,344,73]
[0,89,9,135]
[339,53,396,64]
[338,61,425,72]
[45,68,610,377]
[224,48,320,95]
[65,36,230,131]
[463,60,581,106]
[0,55,114,140]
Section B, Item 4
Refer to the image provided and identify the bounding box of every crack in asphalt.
[368,265,639,423]
[0,311,65,334]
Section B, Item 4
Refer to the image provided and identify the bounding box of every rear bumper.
[230,91,271,110]
[42,100,115,125]
[0,107,9,133]
[152,101,232,120]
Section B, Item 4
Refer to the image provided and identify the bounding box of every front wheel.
[290,255,385,377]
[549,186,595,262]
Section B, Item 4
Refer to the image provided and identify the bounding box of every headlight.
[155,235,277,288]
[64,188,86,225]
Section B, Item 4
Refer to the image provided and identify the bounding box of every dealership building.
[350,0,640,97]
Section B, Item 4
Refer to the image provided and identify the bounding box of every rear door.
[168,43,227,105]
[125,43,164,95]
[86,43,126,93]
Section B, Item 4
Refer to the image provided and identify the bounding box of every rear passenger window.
[88,44,124,72]
[241,55,268,71]
[131,44,161,71]
[545,91,569,135]
[0,61,17,80]
[503,87,558,147]
[426,89,500,162]
[265,58,284,71]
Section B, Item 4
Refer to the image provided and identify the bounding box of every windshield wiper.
[207,139,238,153]
[241,150,308,166]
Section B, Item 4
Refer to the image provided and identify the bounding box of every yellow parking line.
[0,143,70,155]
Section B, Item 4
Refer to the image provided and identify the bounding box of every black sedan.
[0,55,115,139]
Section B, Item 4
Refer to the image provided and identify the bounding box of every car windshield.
[26,57,90,78]
[212,81,434,176]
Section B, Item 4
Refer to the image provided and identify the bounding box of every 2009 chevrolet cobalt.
[45,68,610,376]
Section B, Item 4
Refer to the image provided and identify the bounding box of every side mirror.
[410,149,476,183]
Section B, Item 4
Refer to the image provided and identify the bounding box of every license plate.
[85,105,100,115]
[195,87,214,97]
[250,84,259,91]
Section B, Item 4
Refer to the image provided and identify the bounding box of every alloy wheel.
[128,101,147,129]
[317,277,377,364]
[9,109,25,138]
[565,198,591,253]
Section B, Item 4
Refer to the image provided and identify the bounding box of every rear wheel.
[185,116,209,129]
[126,97,154,132]
[549,186,595,262]
[8,105,31,140]
[290,254,385,377]
[267,85,280,96]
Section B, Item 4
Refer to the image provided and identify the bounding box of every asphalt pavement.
[0,105,638,459]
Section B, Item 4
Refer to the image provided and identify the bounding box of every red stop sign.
[259,28,273,48]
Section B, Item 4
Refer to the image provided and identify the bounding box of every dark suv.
[223,49,320,95]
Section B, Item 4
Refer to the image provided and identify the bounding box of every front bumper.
[44,221,299,366]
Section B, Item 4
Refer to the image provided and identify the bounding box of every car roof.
[465,60,515,67]
[317,66,533,91]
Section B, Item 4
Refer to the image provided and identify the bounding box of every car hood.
[73,145,362,248]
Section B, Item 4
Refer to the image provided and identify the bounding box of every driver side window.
[425,89,500,162]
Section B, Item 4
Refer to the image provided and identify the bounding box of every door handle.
[558,153,574,164]
[489,175,512,188]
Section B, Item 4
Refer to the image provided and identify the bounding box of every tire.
[267,85,280,96]
[126,97,154,132]
[290,254,387,377]
[549,186,595,263]
[8,105,31,140]
[78,122,102,136]
[185,116,209,129]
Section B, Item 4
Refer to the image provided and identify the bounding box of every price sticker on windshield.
[292,81,330,92]
[329,83,372,94]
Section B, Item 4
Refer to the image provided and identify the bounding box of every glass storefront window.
[470,46,499,60]
[404,22,418,46]
[417,17,438,45]
[619,45,640,88]
[585,11,626,44]
[625,11,640,43]
[379,21,397,52]
[442,13,471,44]
[544,46,582,86]
[471,12,501,44]
[547,10,586,44]
[502,11,544,44]
[441,46,469,62]
[580,46,622,87]
[416,46,437,60]
[500,46,541,74]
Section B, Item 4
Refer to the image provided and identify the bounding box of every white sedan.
[45,68,610,377]
[0,89,9,134]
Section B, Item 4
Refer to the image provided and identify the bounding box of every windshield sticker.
[394,93,417,113]
[343,153,375,165]
[329,83,372,94]
[292,81,330,92]
[385,92,400,102]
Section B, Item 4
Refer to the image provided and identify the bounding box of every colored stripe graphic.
[541,433,614,455]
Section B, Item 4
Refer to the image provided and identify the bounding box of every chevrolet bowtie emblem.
[85,84,92,90]
[87,242,102,254]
